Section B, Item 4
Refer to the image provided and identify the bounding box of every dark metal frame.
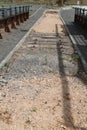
[0,5,30,38]
[74,7,87,28]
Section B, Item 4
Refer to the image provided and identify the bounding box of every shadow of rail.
[56,39,75,129]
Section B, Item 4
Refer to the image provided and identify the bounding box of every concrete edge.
[0,7,44,69]
[30,7,42,18]
[59,9,87,73]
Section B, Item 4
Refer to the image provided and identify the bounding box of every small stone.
[0,92,6,101]
[2,92,6,97]
[0,79,8,84]
[44,101,47,104]
[77,111,80,114]
[60,125,66,129]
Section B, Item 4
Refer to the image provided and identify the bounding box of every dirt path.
[0,9,87,130]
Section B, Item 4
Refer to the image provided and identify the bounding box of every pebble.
[0,79,8,84]
[60,125,66,129]
[77,111,80,115]
[44,101,47,104]
[1,92,6,97]
[0,92,6,100]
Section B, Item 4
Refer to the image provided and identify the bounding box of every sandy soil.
[0,10,87,130]
[33,10,64,35]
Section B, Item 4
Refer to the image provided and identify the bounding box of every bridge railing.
[74,7,87,27]
[0,5,30,38]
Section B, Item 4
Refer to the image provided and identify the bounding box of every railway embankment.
[0,9,87,130]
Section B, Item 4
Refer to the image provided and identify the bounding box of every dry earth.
[0,10,87,130]
[33,10,63,34]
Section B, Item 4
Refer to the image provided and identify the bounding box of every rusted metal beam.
[0,5,30,38]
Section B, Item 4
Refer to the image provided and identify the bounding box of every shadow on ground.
[65,21,87,86]
[76,60,87,87]
[56,24,87,130]
[67,22,87,61]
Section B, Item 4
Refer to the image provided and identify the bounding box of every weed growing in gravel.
[71,53,79,62]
